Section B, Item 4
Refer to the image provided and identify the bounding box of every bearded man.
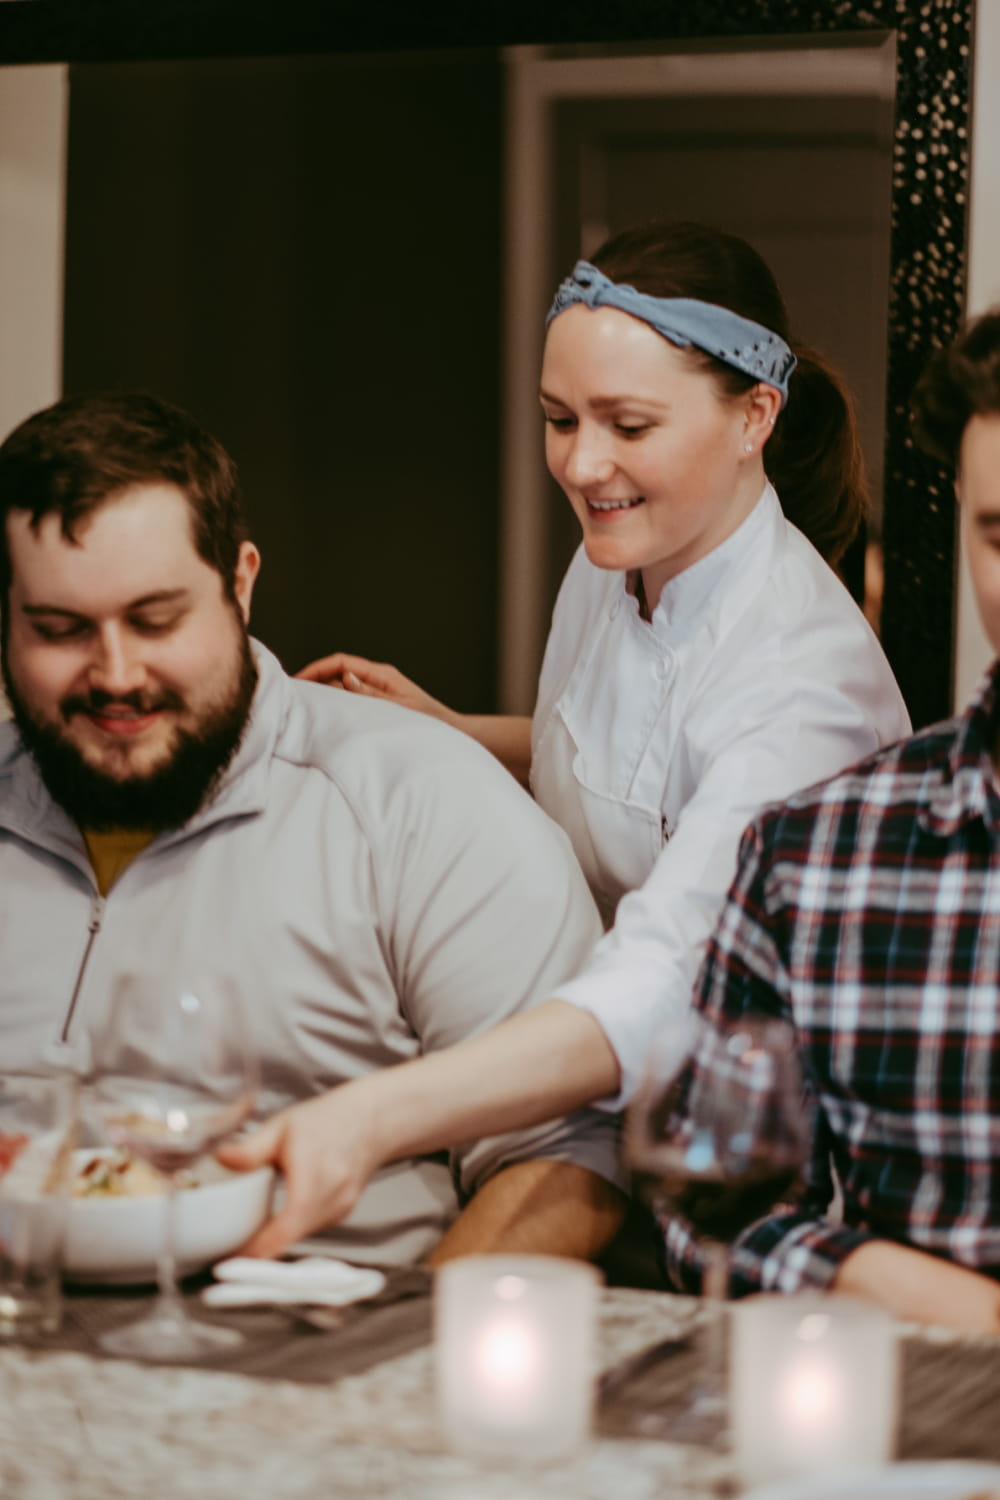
[0,391,625,1267]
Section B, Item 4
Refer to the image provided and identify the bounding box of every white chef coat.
[530,484,911,1108]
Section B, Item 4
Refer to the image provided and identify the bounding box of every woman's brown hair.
[590,220,868,566]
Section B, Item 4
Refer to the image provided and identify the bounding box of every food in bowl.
[72,1146,199,1198]
[64,1148,274,1285]
[1,1127,72,1197]
[0,1131,28,1179]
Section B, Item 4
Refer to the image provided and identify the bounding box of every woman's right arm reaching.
[217,999,621,1259]
[297,651,533,786]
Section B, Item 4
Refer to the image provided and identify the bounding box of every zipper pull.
[60,895,106,1044]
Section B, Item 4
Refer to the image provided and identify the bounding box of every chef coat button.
[610,600,621,620]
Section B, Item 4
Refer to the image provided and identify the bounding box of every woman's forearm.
[221,1000,622,1258]
[365,1000,621,1164]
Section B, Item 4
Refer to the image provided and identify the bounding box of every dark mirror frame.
[0,0,974,727]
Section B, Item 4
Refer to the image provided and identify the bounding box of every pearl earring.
[744,443,753,453]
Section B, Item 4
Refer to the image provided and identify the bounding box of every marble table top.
[0,1288,730,1500]
[2,1286,999,1500]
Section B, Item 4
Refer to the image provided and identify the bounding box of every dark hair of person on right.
[0,389,248,608]
[591,219,869,569]
[910,306,1000,470]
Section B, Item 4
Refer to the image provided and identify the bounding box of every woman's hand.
[216,1083,385,1259]
[296,652,533,783]
[216,1004,621,1258]
[296,652,460,728]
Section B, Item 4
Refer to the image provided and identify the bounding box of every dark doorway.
[63,51,503,707]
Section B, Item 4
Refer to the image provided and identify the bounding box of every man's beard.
[1,631,259,834]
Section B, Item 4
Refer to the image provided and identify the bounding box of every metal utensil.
[280,1264,432,1334]
[287,1304,345,1332]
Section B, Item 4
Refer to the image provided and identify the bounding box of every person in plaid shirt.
[661,307,1000,1333]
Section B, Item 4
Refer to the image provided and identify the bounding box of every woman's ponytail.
[765,345,869,566]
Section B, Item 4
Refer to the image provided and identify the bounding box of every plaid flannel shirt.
[660,662,1000,1296]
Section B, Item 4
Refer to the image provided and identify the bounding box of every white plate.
[745,1462,1000,1500]
[65,1149,274,1285]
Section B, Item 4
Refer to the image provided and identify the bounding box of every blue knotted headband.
[547,260,797,408]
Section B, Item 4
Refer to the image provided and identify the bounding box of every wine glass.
[626,1010,810,1442]
[86,972,259,1361]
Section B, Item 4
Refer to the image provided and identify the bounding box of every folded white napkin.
[201,1255,386,1309]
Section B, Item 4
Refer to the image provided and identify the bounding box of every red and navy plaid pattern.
[660,663,1000,1296]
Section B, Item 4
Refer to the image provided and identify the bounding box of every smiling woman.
[524,219,905,926]
[540,307,779,596]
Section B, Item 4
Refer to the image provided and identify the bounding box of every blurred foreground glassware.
[435,1254,601,1462]
[627,1011,810,1442]
[0,1070,77,1338]
[87,972,258,1361]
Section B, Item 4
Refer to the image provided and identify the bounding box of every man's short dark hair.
[0,390,248,605]
[911,308,1000,471]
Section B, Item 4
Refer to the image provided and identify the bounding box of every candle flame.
[778,1355,843,1431]
[475,1317,541,1392]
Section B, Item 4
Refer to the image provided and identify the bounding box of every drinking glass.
[86,972,258,1360]
[0,1070,77,1337]
[626,1011,809,1441]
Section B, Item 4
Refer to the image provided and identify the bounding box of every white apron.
[532,669,665,929]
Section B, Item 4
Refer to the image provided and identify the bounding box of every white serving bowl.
[64,1151,275,1285]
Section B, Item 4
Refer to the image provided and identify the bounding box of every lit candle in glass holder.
[731,1292,898,1488]
[435,1255,601,1461]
